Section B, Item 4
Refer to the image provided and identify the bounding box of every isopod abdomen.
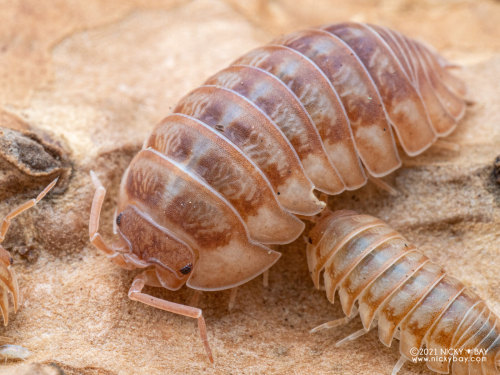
[307,210,499,375]
[88,22,468,361]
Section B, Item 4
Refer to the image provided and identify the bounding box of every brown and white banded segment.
[307,211,499,375]
[89,22,468,362]
[144,113,304,245]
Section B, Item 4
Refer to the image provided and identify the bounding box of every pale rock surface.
[0,0,499,374]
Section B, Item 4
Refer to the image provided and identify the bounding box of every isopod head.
[114,204,197,291]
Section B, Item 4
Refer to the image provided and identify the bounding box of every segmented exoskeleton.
[89,22,468,362]
[307,210,499,375]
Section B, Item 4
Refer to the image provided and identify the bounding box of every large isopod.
[88,22,468,362]
[307,210,499,375]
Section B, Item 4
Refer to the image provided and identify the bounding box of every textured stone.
[0,0,499,374]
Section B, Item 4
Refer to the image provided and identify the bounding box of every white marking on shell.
[296,82,339,134]
[241,49,272,67]
[213,70,242,88]
[206,159,258,203]
[181,92,211,119]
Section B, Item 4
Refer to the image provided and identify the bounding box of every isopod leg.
[433,139,460,152]
[0,247,19,317]
[367,175,399,196]
[89,171,147,270]
[391,356,406,375]
[263,270,269,287]
[189,290,202,307]
[89,171,116,257]
[334,324,374,347]
[228,287,238,311]
[0,177,58,324]
[0,177,58,243]
[310,306,359,333]
[128,269,214,363]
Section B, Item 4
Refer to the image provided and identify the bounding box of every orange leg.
[334,321,376,347]
[128,269,214,363]
[0,178,58,243]
[189,290,202,307]
[310,306,359,334]
[368,175,399,196]
[228,287,238,311]
[0,177,58,325]
[391,356,407,375]
[88,171,148,270]
[433,139,460,152]
[262,270,269,288]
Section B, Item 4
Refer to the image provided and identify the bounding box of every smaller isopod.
[307,210,499,375]
[0,178,58,324]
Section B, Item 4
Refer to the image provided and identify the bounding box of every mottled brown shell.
[114,22,467,291]
[307,210,499,375]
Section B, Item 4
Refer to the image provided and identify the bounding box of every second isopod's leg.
[310,306,359,333]
[334,324,375,347]
[433,139,460,152]
[391,356,407,375]
[128,269,214,363]
[0,178,58,243]
[367,175,399,196]
[0,177,58,324]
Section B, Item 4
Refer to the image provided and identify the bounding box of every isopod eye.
[116,213,123,226]
[180,263,192,275]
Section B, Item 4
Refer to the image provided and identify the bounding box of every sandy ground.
[0,0,499,374]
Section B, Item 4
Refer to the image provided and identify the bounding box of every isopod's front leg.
[128,269,214,363]
[0,177,58,325]
[89,171,149,270]
[89,171,119,258]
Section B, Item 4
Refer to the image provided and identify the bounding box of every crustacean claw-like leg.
[310,306,359,334]
[0,177,58,325]
[368,175,399,196]
[89,171,148,270]
[89,171,117,258]
[262,270,269,287]
[334,321,377,348]
[433,139,460,152]
[189,290,202,307]
[128,269,214,363]
[228,287,238,311]
[0,178,58,243]
[391,356,407,375]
